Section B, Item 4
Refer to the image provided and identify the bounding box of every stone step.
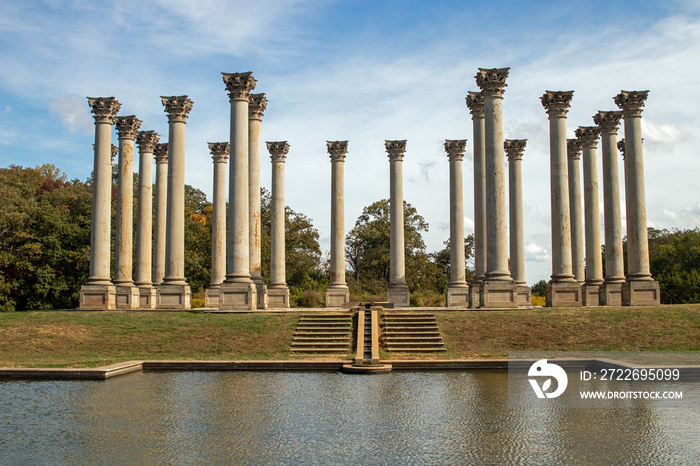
[295,326,351,332]
[384,336,444,342]
[291,342,350,348]
[290,348,350,353]
[383,315,435,320]
[294,331,351,337]
[299,317,351,321]
[386,340,445,347]
[383,313,435,318]
[386,347,446,352]
[293,336,350,342]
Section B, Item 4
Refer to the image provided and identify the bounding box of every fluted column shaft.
[268,142,289,286]
[388,144,407,286]
[135,131,159,287]
[209,143,229,288]
[466,92,487,281]
[567,139,584,283]
[328,141,348,288]
[249,94,267,284]
[114,115,142,286]
[446,140,467,285]
[505,140,527,285]
[576,127,603,286]
[152,144,168,285]
[595,111,625,284]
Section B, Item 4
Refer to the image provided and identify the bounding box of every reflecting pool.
[1,371,699,464]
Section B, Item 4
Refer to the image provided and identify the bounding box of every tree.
[531,279,547,297]
[430,236,476,294]
[648,228,700,304]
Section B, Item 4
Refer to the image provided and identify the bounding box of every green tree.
[648,228,700,304]
[430,236,476,294]
[530,279,547,297]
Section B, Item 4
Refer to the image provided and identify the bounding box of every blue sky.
[2,0,700,285]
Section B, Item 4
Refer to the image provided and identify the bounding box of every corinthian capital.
[444,139,467,160]
[161,96,193,123]
[153,143,169,163]
[327,140,348,161]
[617,139,626,160]
[465,91,485,117]
[567,139,582,160]
[208,142,230,162]
[115,115,142,139]
[593,111,623,134]
[136,131,160,153]
[222,72,257,101]
[475,68,510,97]
[249,93,268,120]
[504,139,527,161]
[87,97,121,124]
[575,126,601,148]
[541,91,574,117]
[614,90,649,117]
[385,140,407,161]
[267,141,290,163]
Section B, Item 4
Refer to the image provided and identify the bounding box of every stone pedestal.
[80,97,120,310]
[267,287,291,308]
[446,285,470,307]
[445,140,469,307]
[600,282,623,307]
[385,140,411,308]
[325,141,350,308]
[476,67,517,309]
[469,282,481,308]
[205,142,229,308]
[267,141,291,308]
[249,93,268,309]
[582,284,601,307]
[219,282,256,310]
[157,95,193,309]
[114,115,142,309]
[516,285,532,306]
[546,281,582,308]
[623,280,660,306]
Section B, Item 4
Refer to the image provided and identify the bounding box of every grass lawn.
[1,304,699,368]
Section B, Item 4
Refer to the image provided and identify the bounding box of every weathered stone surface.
[505,139,527,291]
[466,91,487,287]
[267,141,290,308]
[445,139,468,306]
[567,138,584,284]
[152,143,168,286]
[134,130,159,309]
[249,93,268,309]
[205,142,229,308]
[326,141,349,307]
[385,140,411,307]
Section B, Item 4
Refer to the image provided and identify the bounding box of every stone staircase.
[381,312,446,353]
[290,313,353,354]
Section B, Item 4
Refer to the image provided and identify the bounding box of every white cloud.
[49,96,93,134]
[525,243,550,263]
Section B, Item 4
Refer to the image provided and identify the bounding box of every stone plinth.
[622,279,660,306]
[600,282,623,307]
[325,141,350,308]
[546,281,583,308]
[582,284,601,307]
[387,284,411,308]
[79,284,116,311]
[480,280,518,309]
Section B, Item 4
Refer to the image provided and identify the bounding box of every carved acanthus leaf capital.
[593,111,623,134]
[114,115,142,139]
[574,126,601,148]
[208,142,230,162]
[567,139,582,160]
[87,97,121,124]
[504,139,527,160]
[541,91,574,117]
[136,131,160,153]
[385,140,407,161]
[327,140,348,161]
[161,96,193,123]
[222,72,257,101]
[465,91,485,117]
[267,141,290,162]
[444,139,467,160]
[614,90,649,117]
[249,93,268,120]
[153,143,169,163]
[475,68,510,97]
[617,139,626,160]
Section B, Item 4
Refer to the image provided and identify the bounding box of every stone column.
[575,126,604,305]
[249,93,268,309]
[205,142,229,308]
[113,115,142,309]
[267,141,291,308]
[444,139,469,307]
[220,72,257,310]
[541,91,581,307]
[326,141,350,307]
[157,95,193,309]
[466,91,486,307]
[385,140,411,307]
[567,138,585,284]
[594,110,625,306]
[79,97,120,310]
[475,68,517,308]
[152,143,168,286]
[615,90,660,305]
[134,130,159,309]
[505,139,531,305]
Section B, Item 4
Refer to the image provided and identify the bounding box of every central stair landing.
[381,312,446,353]
[290,313,352,354]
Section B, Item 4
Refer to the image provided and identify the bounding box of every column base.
[387,283,411,308]
[480,279,518,309]
[599,281,624,306]
[253,278,268,310]
[205,286,221,308]
[325,285,350,308]
[623,280,660,306]
[469,281,481,308]
[516,284,531,306]
[582,283,602,306]
[268,286,290,308]
[115,284,140,309]
[79,283,116,310]
[546,281,582,307]
[219,281,257,310]
[446,283,469,307]
[156,283,192,310]
[137,285,156,309]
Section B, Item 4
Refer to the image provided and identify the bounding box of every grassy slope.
[0,305,698,368]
